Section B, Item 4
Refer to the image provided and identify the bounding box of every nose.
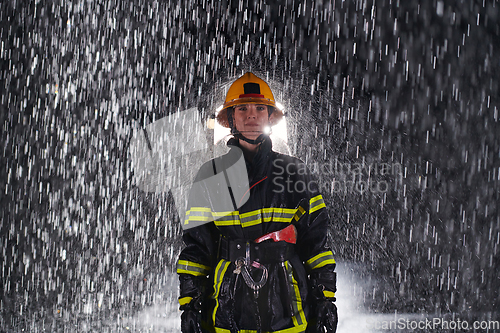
[246,105,257,118]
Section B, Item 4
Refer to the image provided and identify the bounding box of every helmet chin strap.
[233,132,267,145]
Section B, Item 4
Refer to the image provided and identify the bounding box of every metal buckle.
[232,242,268,291]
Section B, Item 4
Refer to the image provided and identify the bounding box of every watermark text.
[367,317,500,331]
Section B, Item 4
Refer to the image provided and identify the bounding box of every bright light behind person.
[213,107,287,145]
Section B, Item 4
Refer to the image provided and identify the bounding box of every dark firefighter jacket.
[177,137,337,333]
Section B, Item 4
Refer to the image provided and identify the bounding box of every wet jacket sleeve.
[177,222,219,307]
[292,160,337,300]
[176,166,221,307]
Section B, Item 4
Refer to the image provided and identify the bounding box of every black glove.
[313,298,338,333]
[180,297,203,333]
[179,275,206,333]
[307,271,338,333]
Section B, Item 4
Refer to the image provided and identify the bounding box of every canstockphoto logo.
[272,158,403,195]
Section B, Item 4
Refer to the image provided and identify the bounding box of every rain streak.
[1,0,499,331]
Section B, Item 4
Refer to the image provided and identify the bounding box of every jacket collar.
[227,135,272,159]
[227,135,273,182]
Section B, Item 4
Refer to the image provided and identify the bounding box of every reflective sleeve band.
[323,290,336,299]
[309,195,326,214]
[179,296,193,306]
[176,260,211,276]
[305,251,336,270]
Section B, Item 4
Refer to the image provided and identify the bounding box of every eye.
[256,106,266,111]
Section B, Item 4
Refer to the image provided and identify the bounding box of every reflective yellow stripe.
[309,195,326,214]
[178,260,210,271]
[241,219,261,228]
[177,269,207,276]
[240,208,296,227]
[212,259,231,325]
[210,208,299,228]
[293,206,306,222]
[309,202,325,214]
[186,215,210,220]
[214,220,240,226]
[323,290,336,299]
[178,296,192,306]
[213,211,240,226]
[273,323,307,333]
[285,261,306,327]
[240,209,267,227]
[213,211,239,217]
[240,209,262,218]
[211,261,308,333]
[310,195,323,204]
[187,207,212,212]
[185,200,323,227]
[185,207,214,225]
[176,260,211,276]
[185,215,211,222]
[305,251,335,270]
[213,211,241,227]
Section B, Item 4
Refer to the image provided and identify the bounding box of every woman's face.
[233,104,271,140]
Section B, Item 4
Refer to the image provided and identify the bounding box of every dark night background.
[1,0,499,331]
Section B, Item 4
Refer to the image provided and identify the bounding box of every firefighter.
[177,72,338,332]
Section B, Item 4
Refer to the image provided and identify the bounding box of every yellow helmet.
[216,72,284,128]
